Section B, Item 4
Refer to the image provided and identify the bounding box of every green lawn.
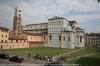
[1,47,100,66]
[4,47,68,56]
[65,47,100,66]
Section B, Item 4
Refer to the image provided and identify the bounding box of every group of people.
[28,53,55,62]
[57,56,66,63]
[28,53,67,63]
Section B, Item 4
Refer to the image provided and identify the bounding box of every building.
[0,27,9,43]
[85,33,100,47]
[9,7,44,48]
[0,26,29,50]
[12,7,85,49]
[22,23,48,34]
[75,27,85,47]
[0,7,85,49]
[21,23,48,47]
[22,16,85,49]
[9,7,27,40]
[47,16,85,49]
[0,7,29,50]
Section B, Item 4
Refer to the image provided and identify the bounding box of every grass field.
[4,47,68,56]
[1,47,100,66]
[65,47,100,66]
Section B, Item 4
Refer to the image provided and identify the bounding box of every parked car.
[0,53,9,59]
[9,56,24,63]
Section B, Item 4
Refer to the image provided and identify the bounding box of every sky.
[0,0,100,33]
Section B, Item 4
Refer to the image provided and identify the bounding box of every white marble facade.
[47,16,85,49]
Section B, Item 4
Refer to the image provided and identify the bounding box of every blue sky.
[0,0,100,33]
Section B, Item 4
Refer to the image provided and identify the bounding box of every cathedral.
[0,7,85,49]
[47,16,85,49]
[21,11,85,49]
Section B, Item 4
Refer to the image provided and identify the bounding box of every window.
[1,46,3,50]
[63,36,65,41]
[2,35,3,37]
[19,14,21,16]
[5,40,7,43]
[44,36,45,39]
[80,36,82,43]
[10,46,12,49]
[6,35,7,37]
[59,36,61,41]
[19,10,21,12]
[68,36,70,41]
[50,35,52,40]
[13,45,14,47]
[1,40,3,43]
[16,40,18,43]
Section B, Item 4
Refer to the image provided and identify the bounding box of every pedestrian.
[28,52,31,59]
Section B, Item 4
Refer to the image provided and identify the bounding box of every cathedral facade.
[22,16,85,49]
[47,16,85,49]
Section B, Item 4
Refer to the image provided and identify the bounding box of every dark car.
[0,53,9,59]
[9,56,24,63]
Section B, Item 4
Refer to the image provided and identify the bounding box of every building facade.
[21,23,48,47]
[0,7,29,50]
[47,16,85,49]
[22,23,48,34]
[0,26,29,50]
[0,7,85,49]
[85,33,100,47]
[0,27,9,43]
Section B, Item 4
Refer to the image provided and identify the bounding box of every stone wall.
[0,42,29,49]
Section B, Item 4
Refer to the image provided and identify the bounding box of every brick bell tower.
[13,7,22,33]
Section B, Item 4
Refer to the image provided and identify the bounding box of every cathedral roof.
[69,21,77,24]
[26,22,48,26]
[48,16,68,21]
[64,25,73,32]
[76,27,84,32]
[76,27,84,30]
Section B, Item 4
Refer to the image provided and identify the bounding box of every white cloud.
[0,0,100,32]
[66,13,100,23]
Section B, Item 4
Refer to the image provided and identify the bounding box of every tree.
[98,0,100,3]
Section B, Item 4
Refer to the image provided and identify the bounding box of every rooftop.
[76,27,84,30]
[25,22,48,26]
[69,20,77,24]
[0,26,9,30]
[48,16,68,21]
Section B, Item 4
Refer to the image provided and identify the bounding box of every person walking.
[28,52,31,59]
